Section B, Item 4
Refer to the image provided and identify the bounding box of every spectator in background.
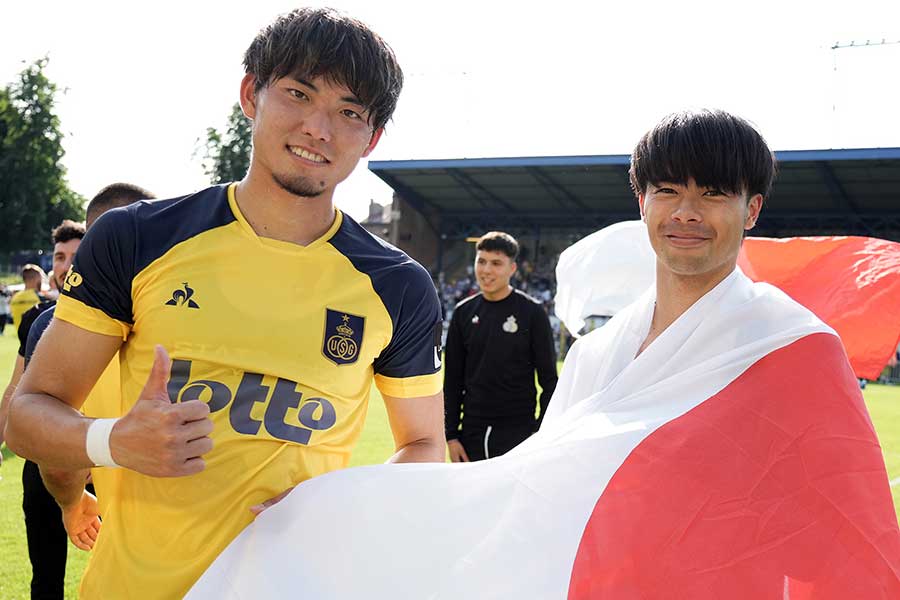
[2,253,75,472]
[17,222,85,360]
[9,265,46,330]
[1,220,84,599]
[4,223,84,432]
[444,231,558,461]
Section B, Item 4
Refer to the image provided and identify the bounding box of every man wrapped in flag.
[189,110,900,599]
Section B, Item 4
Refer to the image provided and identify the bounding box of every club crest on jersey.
[503,315,518,333]
[323,309,365,365]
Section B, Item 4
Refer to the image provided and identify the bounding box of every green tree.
[0,58,83,253]
[199,103,252,184]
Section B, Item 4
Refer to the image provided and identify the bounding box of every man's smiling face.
[240,74,382,200]
[639,178,761,281]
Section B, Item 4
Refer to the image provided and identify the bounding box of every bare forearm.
[388,436,446,463]
[1,355,25,448]
[0,384,12,447]
[6,393,93,470]
[41,465,89,509]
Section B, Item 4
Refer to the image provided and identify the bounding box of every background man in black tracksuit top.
[444,232,558,461]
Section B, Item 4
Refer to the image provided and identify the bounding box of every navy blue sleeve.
[372,263,443,379]
[62,206,136,324]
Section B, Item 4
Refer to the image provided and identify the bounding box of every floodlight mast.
[829,38,900,147]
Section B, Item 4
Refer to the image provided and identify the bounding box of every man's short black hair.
[51,219,85,245]
[86,183,156,228]
[476,231,519,260]
[629,109,776,200]
[242,7,403,131]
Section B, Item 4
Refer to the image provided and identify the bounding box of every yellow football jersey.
[9,288,40,329]
[81,355,123,518]
[21,304,124,518]
[56,184,443,599]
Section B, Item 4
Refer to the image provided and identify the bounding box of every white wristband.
[86,418,121,468]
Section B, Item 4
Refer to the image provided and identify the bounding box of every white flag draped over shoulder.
[188,270,900,599]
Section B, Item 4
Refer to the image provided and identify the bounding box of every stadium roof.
[369,148,900,240]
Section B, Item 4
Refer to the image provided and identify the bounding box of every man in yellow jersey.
[6,8,445,599]
[8,265,46,330]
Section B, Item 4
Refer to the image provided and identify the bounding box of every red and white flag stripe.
[189,270,900,599]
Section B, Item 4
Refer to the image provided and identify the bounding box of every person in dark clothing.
[21,303,72,600]
[444,231,558,461]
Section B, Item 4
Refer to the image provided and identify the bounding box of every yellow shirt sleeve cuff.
[55,296,131,341]
[375,371,442,399]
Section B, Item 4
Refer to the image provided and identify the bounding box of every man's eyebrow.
[295,78,318,92]
[342,95,365,108]
[294,78,365,108]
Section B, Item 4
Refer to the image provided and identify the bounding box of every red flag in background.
[739,236,900,380]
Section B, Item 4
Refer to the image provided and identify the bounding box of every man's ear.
[239,74,259,120]
[362,128,384,158]
[745,194,763,230]
[638,193,646,221]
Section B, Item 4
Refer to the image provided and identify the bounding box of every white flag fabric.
[553,220,654,335]
[188,269,900,599]
[554,221,900,379]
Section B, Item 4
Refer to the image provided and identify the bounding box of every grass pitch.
[1,327,899,598]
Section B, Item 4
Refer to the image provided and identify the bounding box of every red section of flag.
[738,236,900,380]
[568,333,900,599]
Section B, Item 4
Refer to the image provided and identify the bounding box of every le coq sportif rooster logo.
[165,282,200,309]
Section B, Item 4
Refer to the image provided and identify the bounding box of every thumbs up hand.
[109,346,214,477]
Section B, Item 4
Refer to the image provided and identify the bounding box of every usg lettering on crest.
[323,309,365,366]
